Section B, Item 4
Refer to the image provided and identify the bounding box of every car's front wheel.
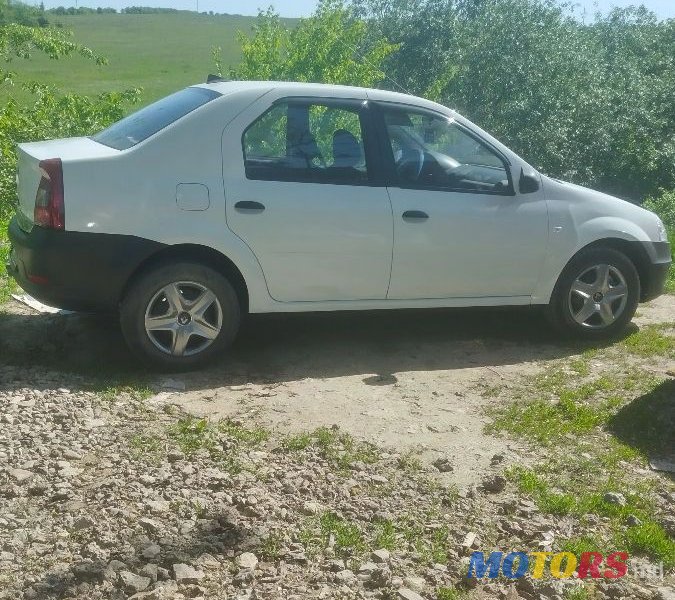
[546,247,640,339]
[120,261,240,370]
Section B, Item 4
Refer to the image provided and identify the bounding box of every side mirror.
[519,167,540,194]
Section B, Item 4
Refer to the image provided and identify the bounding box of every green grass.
[488,375,642,445]
[623,323,675,358]
[666,227,675,293]
[0,218,16,304]
[281,427,379,471]
[1,13,295,106]
[437,587,468,600]
[619,522,675,568]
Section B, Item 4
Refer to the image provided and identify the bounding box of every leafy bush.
[643,189,675,231]
[0,19,139,299]
[353,0,675,201]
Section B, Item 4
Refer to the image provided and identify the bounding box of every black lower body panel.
[6,216,165,312]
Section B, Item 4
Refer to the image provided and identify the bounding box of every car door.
[222,97,393,303]
[375,102,549,300]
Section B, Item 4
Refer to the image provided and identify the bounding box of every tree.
[226,0,398,88]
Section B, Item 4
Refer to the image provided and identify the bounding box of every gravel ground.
[1,297,673,599]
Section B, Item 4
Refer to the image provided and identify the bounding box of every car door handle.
[402,210,429,220]
[235,200,265,212]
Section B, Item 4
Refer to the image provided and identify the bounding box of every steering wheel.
[396,148,425,182]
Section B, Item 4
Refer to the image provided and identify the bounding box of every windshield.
[93,87,220,150]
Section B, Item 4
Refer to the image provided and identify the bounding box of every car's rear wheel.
[120,261,240,370]
[546,247,639,339]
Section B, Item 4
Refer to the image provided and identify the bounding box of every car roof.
[193,80,455,115]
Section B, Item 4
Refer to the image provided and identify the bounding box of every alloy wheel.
[567,263,628,329]
[144,281,223,356]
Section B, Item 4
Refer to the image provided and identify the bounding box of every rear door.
[222,97,393,302]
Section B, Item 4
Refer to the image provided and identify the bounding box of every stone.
[403,576,426,593]
[141,543,161,560]
[603,492,626,506]
[371,549,390,563]
[398,588,426,600]
[655,588,675,600]
[482,475,507,493]
[119,571,151,594]
[236,552,259,570]
[432,458,454,473]
[8,468,33,484]
[139,518,161,533]
[301,501,321,515]
[73,516,96,531]
[335,569,356,584]
[172,563,205,584]
[140,564,158,583]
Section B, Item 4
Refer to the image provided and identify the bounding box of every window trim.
[370,101,516,196]
[240,96,386,187]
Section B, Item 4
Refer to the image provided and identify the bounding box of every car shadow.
[0,304,624,391]
[606,378,675,483]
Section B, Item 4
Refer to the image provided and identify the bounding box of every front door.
[222,97,393,303]
[375,103,549,300]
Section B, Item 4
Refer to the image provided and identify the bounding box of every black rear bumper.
[6,216,164,312]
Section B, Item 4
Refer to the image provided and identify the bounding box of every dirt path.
[3,296,673,490]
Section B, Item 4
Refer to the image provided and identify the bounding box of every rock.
[7,468,33,484]
[235,552,258,570]
[140,564,158,583]
[626,514,641,526]
[481,475,507,493]
[655,587,675,600]
[129,591,161,600]
[335,569,355,583]
[141,543,161,560]
[462,532,477,550]
[371,474,388,484]
[603,492,626,506]
[119,571,151,594]
[371,549,390,563]
[302,501,321,515]
[138,517,161,533]
[432,458,454,473]
[398,588,426,600]
[172,563,205,584]
[402,576,426,593]
[73,516,96,531]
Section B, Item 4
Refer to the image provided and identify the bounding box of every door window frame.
[370,101,516,196]
[240,96,387,187]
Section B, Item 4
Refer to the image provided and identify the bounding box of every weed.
[372,518,398,551]
[218,419,269,446]
[619,521,675,568]
[623,324,675,358]
[319,512,366,557]
[437,587,467,600]
[282,433,313,451]
[259,531,284,561]
[167,416,218,454]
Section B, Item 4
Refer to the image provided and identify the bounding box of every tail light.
[34,158,64,230]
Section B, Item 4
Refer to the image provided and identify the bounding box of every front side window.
[94,87,221,150]
[243,100,370,185]
[381,105,511,194]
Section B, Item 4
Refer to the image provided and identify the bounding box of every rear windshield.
[93,87,221,150]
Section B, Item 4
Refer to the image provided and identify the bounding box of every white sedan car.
[7,80,671,368]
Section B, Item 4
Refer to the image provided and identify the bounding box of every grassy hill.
[2,12,272,105]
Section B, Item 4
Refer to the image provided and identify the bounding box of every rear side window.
[243,100,371,185]
[93,87,220,150]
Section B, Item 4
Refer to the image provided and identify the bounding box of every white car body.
[8,80,670,333]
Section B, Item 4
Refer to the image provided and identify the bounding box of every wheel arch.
[572,237,650,301]
[120,244,250,313]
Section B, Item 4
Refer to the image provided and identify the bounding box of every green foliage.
[619,521,675,568]
[228,0,397,88]
[0,19,139,300]
[353,0,675,201]
[643,189,675,230]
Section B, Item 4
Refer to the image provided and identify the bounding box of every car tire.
[120,261,241,370]
[545,247,640,339]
